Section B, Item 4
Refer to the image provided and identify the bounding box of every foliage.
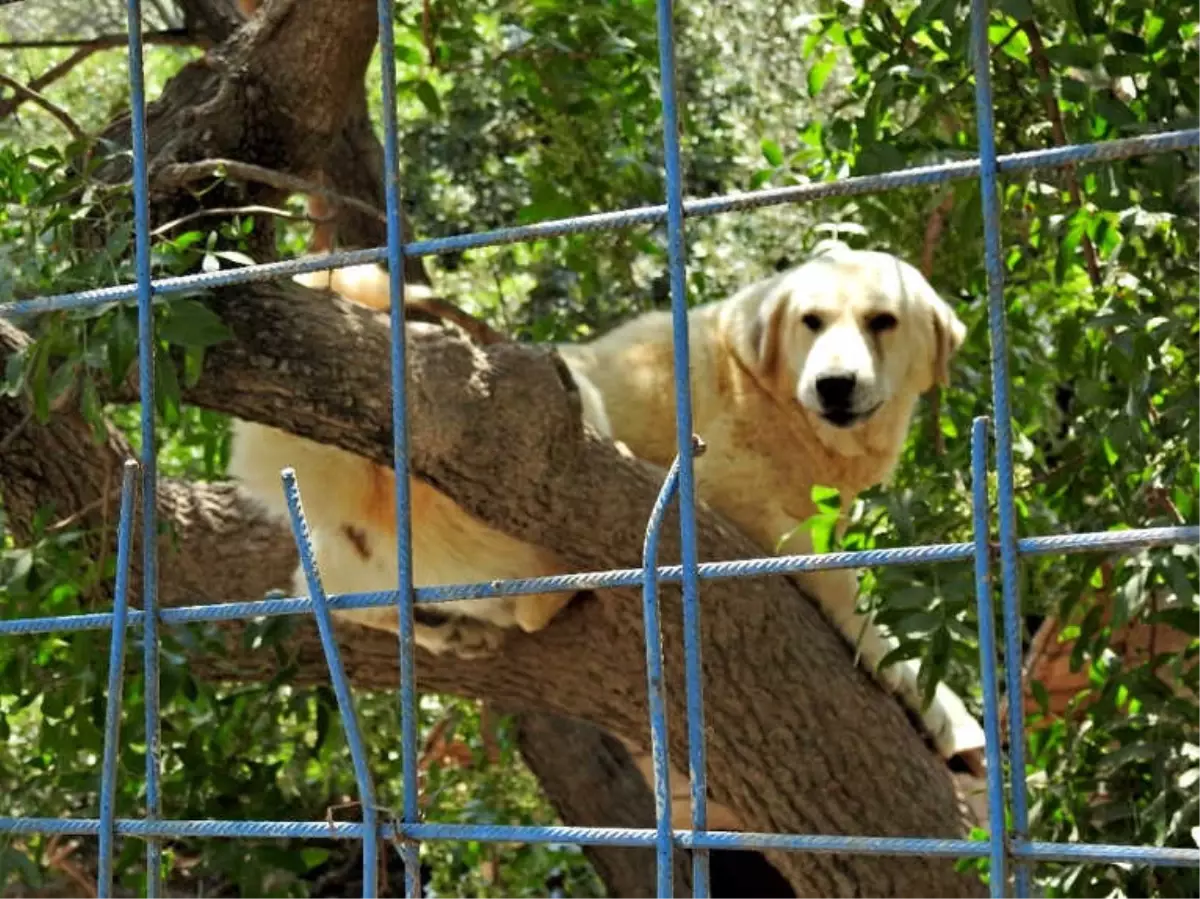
[1,0,1198,896]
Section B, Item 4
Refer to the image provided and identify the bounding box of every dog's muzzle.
[815,374,880,427]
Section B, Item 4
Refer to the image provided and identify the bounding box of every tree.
[1,0,1195,896]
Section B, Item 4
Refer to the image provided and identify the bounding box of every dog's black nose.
[816,374,857,408]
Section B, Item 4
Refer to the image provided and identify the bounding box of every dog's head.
[737,244,967,431]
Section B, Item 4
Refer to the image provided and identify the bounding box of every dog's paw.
[412,608,504,659]
[445,616,505,659]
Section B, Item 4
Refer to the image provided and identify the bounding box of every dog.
[230,246,986,769]
[228,268,610,657]
[556,242,984,765]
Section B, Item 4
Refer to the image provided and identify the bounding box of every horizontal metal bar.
[1016,526,1198,556]
[1011,841,1200,866]
[0,817,1194,867]
[3,129,1195,319]
[416,824,991,858]
[0,526,1193,638]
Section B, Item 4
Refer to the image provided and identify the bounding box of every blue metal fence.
[1,0,1198,895]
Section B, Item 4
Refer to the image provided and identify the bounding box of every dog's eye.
[802,313,823,332]
[868,313,898,334]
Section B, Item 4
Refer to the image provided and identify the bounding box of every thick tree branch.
[509,710,692,897]
[84,0,381,259]
[16,277,986,896]
[1,289,984,896]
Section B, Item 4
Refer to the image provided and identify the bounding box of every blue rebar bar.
[121,0,163,890]
[969,418,1010,895]
[282,469,380,898]
[1,526,1195,639]
[642,452,685,897]
[969,1,1033,893]
[97,460,140,897]
[1,816,1197,868]
[651,0,710,892]
[374,1,423,894]
[3,131,1195,320]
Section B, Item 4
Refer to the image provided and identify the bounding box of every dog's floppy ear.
[894,259,966,390]
[745,286,790,379]
[924,282,967,389]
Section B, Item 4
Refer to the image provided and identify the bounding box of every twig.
[439,45,594,75]
[0,47,95,119]
[0,72,87,141]
[47,486,116,534]
[0,409,33,455]
[479,701,502,765]
[417,712,457,773]
[0,29,199,51]
[421,0,436,67]
[154,158,387,224]
[150,203,322,236]
[1021,19,1103,289]
[919,189,956,457]
[43,836,99,899]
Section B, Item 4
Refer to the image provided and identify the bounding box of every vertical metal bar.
[969,2,1033,894]
[122,0,163,890]
[97,460,140,898]
[374,2,421,895]
[651,0,709,893]
[643,454,689,899]
[970,418,1010,896]
[282,469,380,898]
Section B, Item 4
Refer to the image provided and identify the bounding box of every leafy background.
[1,0,1197,895]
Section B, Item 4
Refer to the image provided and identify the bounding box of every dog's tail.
[295,263,434,311]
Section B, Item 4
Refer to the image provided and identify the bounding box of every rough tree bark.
[1,0,988,895]
[1,279,985,897]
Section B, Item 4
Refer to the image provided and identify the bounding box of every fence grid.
[1,0,1198,896]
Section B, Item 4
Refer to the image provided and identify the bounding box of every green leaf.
[878,639,924,670]
[159,301,233,349]
[807,513,837,554]
[155,345,182,426]
[46,359,78,410]
[1102,436,1118,466]
[811,484,842,512]
[300,848,331,870]
[108,307,138,384]
[998,0,1033,19]
[416,81,443,117]
[760,138,784,167]
[2,346,26,397]
[1109,32,1146,54]
[806,52,837,98]
[6,548,33,590]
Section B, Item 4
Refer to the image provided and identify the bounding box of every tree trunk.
[1,289,984,897]
[512,711,799,898]
[510,710,693,898]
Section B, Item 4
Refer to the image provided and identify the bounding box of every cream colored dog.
[556,243,985,764]
[229,245,986,769]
